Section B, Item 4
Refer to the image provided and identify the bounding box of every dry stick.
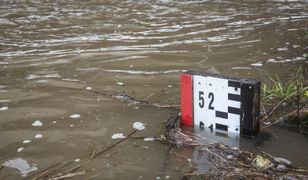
[64,86,179,109]
[55,159,91,179]
[89,143,97,160]
[91,129,137,159]
[264,108,307,128]
[170,150,194,169]
[33,130,136,179]
[266,91,297,119]
[261,102,269,122]
[297,87,302,132]
[64,164,82,174]
[50,171,86,180]
[141,87,168,101]
[32,161,63,180]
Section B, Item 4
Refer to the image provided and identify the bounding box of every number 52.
[198,91,214,110]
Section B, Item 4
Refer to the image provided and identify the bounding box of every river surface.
[0,0,308,179]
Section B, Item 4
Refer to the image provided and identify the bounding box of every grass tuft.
[262,66,307,101]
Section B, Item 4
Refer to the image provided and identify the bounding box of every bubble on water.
[251,62,263,67]
[17,147,24,153]
[263,121,271,125]
[36,80,49,83]
[111,133,126,139]
[144,137,154,142]
[74,159,80,162]
[2,158,38,177]
[70,114,81,119]
[116,82,124,86]
[168,85,172,88]
[86,86,92,90]
[133,122,145,130]
[32,120,43,127]
[231,67,251,70]
[44,74,61,78]
[26,74,40,80]
[0,106,8,111]
[266,59,277,63]
[62,78,80,82]
[52,121,57,124]
[22,140,31,144]
[277,47,288,51]
[0,99,10,103]
[34,134,43,139]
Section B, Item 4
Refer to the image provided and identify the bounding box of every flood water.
[0,0,308,179]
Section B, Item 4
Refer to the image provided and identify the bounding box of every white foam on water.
[2,158,38,177]
[70,114,81,119]
[111,133,126,139]
[251,62,263,67]
[86,86,92,90]
[62,78,80,82]
[22,140,31,144]
[26,74,40,80]
[266,59,277,63]
[144,137,155,141]
[116,82,124,86]
[31,120,43,127]
[34,134,43,139]
[266,56,305,64]
[0,106,8,111]
[104,69,186,75]
[17,147,24,153]
[43,74,61,78]
[277,47,288,51]
[35,80,49,83]
[133,122,145,130]
[26,74,61,80]
[231,67,251,70]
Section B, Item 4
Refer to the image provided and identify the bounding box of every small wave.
[104,69,187,75]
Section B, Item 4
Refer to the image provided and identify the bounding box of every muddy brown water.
[0,0,308,179]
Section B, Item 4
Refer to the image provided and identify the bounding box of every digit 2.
[208,92,214,110]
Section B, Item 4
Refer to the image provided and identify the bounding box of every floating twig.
[91,129,137,159]
[31,161,63,180]
[50,171,86,180]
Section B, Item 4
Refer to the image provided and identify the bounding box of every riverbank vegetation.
[261,65,308,134]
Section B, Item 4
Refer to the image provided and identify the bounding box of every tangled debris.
[163,114,308,179]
